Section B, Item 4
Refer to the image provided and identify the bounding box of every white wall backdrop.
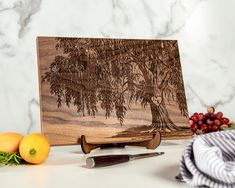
[0,0,235,134]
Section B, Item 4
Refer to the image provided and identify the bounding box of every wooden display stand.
[81,132,161,154]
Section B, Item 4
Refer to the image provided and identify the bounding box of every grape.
[191,124,198,133]
[208,113,215,120]
[198,120,203,126]
[204,113,210,119]
[198,113,205,121]
[211,124,219,132]
[201,124,207,129]
[201,124,208,133]
[216,112,223,120]
[193,124,198,129]
[221,117,229,124]
[191,116,198,123]
[193,113,199,118]
[207,119,213,125]
[214,119,221,126]
[190,123,195,128]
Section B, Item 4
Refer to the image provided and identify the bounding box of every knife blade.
[86,152,164,168]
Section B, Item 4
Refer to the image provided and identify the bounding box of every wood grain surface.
[36,36,192,146]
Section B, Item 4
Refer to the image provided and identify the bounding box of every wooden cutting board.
[36,36,192,146]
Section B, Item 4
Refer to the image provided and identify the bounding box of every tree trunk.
[150,102,182,132]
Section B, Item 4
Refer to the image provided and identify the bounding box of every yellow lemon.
[0,132,24,152]
[19,133,50,164]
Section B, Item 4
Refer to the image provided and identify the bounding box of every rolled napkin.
[179,130,235,188]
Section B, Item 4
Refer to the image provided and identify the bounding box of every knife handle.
[86,155,130,168]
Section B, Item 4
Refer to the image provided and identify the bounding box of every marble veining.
[0,0,234,134]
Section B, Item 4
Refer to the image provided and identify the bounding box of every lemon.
[0,132,24,152]
[19,133,50,164]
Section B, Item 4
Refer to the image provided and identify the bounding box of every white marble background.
[0,0,235,134]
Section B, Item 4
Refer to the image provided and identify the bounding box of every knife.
[86,152,164,168]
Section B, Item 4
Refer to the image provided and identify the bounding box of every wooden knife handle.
[86,155,130,168]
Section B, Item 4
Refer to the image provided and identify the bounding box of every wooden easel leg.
[127,132,161,149]
[81,135,100,154]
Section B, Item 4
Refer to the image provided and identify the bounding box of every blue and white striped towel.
[179,130,235,188]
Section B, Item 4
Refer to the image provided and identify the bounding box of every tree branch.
[159,70,171,89]
[135,62,152,83]
[131,81,145,90]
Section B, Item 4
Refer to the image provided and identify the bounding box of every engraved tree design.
[42,38,188,131]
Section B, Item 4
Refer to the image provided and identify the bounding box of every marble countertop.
[0,140,190,188]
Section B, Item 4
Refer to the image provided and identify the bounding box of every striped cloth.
[179,130,235,188]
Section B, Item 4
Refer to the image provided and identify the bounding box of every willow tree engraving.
[42,38,188,132]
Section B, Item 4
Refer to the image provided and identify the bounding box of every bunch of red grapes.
[189,107,232,134]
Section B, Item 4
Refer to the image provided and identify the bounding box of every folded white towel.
[179,130,235,188]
